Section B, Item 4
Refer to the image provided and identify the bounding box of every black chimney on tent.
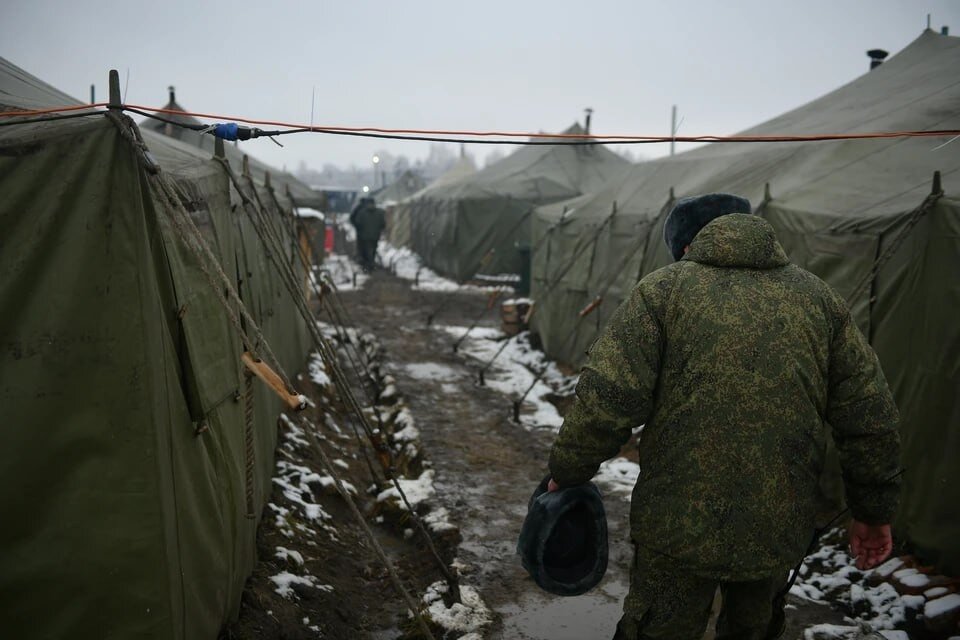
[168,86,176,103]
[584,107,593,135]
[867,49,888,70]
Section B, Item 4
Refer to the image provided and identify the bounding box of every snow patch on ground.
[269,571,333,600]
[377,469,436,508]
[925,592,960,618]
[379,242,505,293]
[308,352,331,387]
[318,252,368,291]
[275,547,304,566]
[400,361,464,382]
[438,325,644,502]
[595,457,641,498]
[439,327,577,430]
[788,532,949,636]
[421,580,493,638]
[423,506,459,533]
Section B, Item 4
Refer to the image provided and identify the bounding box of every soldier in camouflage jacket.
[547,194,901,639]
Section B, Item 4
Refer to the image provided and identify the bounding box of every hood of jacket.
[683,213,790,269]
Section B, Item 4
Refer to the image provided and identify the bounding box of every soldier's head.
[664,193,752,261]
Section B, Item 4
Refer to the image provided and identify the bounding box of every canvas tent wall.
[387,154,476,251]
[390,123,630,281]
[530,30,960,573]
[0,60,311,637]
[373,168,427,206]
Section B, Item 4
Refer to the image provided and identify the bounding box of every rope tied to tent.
[775,468,906,605]
[299,415,436,640]
[846,171,945,311]
[476,202,619,385]
[141,120,459,616]
[243,372,256,519]
[218,155,386,487]
[213,151,464,605]
[511,218,655,421]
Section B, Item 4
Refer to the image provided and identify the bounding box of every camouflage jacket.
[549,214,901,580]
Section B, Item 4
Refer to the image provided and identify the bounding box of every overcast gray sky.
[3,0,958,173]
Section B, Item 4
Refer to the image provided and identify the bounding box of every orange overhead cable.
[2,102,959,144]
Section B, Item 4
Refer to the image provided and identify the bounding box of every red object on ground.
[324,226,335,253]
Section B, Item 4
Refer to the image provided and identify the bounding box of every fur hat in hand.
[517,476,608,596]
[663,193,752,261]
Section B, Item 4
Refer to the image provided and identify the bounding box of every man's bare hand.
[849,520,893,570]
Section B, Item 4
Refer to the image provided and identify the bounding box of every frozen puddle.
[497,580,627,640]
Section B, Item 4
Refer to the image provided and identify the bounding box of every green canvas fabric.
[0,56,87,111]
[0,118,179,637]
[0,60,311,637]
[532,31,960,573]
[372,169,427,206]
[390,123,630,280]
[387,156,477,249]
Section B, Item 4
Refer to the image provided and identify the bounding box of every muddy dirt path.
[338,271,633,639]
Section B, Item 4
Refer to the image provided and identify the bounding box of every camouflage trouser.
[613,546,786,640]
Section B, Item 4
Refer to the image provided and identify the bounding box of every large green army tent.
[390,123,630,281]
[531,30,960,573]
[0,59,311,637]
[373,168,428,206]
[386,153,477,251]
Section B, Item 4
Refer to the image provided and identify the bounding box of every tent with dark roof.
[0,59,311,637]
[390,122,631,281]
[530,30,960,574]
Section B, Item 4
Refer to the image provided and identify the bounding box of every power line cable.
[8,103,958,147]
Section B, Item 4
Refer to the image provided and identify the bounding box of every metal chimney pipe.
[584,107,593,135]
[168,85,175,103]
[867,49,888,70]
[90,84,95,104]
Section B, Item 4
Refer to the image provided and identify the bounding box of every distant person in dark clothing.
[349,197,385,272]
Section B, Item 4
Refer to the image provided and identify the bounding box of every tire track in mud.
[339,271,632,640]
